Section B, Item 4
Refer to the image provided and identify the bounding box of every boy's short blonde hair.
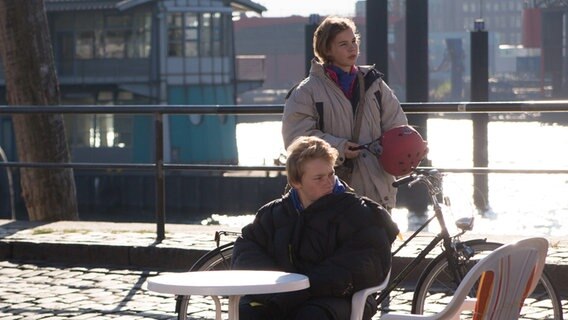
[286,136,338,185]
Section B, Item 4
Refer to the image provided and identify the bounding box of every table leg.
[210,296,223,320]
[228,295,242,320]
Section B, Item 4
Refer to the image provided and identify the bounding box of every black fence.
[1,101,568,240]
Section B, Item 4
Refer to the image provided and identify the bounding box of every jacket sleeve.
[231,205,280,271]
[282,84,349,164]
[304,208,392,297]
[231,202,312,312]
[378,80,408,131]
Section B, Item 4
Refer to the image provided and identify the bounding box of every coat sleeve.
[378,80,408,131]
[230,202,312,312]
[231,205,280,271]
[304,207,392,298]
[282,84,349,164]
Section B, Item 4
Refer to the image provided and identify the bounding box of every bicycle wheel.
[190,242,234,271]
[175,243,235,319]
[411,240,564,320]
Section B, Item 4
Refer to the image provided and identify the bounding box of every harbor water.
[231,118,568,237]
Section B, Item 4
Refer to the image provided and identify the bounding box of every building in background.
[233,0,566,103]
[233,14,367,105]
[0,0,266,164]
[0,0,279,221]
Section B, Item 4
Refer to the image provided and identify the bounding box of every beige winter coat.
[282,60,408,209]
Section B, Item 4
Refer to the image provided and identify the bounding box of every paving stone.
[0,219,566,318]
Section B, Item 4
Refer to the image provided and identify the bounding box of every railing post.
[366,0,389,82]
[404,0,430,218]
[155,112,166,241]
[471,20,490,214]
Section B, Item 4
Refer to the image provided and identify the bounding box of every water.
[230,119,568,237]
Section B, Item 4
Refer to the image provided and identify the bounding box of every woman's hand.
[344,141,361,159]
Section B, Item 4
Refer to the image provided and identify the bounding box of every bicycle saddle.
[455,216,474,231]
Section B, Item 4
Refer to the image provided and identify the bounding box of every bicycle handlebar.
[392,169,440,188]
[392,174,416,188]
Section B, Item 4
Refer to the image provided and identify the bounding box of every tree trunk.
[0,0,78,221]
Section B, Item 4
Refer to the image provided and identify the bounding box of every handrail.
[0,162,567,175]
[0,100,567,241]
[0,100,568,114]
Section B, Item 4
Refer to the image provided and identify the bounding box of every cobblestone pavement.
[0,220,567,319]
[0,260,566,319]
[0,260,424,319]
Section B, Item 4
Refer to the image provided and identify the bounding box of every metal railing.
[1,100,568,241]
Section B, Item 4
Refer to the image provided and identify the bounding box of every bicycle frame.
[189,168,564,319]
[377,170,475,305]
[207,170,476,305]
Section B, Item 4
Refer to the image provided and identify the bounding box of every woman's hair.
[313,16,360,64]
[286,136,338,185]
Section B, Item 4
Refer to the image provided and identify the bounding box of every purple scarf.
[325,65,358,98]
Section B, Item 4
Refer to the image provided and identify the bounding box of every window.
[95,30,105,58]
[105,30,127,58]
[211,13,222,56]
[167,12,224,57]
[168,13,183,57]
[73,12,151,59]
[185,13,199,57]
[129,12,152,58]
[200,13,212,56]
[76,31,95,59]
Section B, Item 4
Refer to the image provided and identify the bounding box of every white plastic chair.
[350,270,391,320]
[381,237,548,320]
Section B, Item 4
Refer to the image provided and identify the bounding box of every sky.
[253,0,360,18]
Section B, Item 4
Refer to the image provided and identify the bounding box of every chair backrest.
[440,237,549,320]
[350,269,391,320]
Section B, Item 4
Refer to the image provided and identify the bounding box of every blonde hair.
[286,136,338,185]
[313,16,360,64]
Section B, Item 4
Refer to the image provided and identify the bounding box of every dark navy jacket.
[231,190,397,318]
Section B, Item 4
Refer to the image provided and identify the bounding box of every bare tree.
[0,0,78,220]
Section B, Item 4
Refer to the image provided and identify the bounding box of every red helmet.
[379,125,428,176]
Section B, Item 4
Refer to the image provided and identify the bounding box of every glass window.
[105,30,126,58]
[185,13,199,57]
[185,13,198,28]
[143,14,152,56]
[169,43,183,57]
[129,12,152,58]
[166,12,225,58]
[168,13,184,57]
[168,27,183,57]
[126,29,136,58]
[168,13,183,28]
[200,13,212,56]
[95,30,105,58]
[211,13,222,56]
[76,31,94,59]
[169,28,183,42]
[67,112,133,149]
[185,42,198,57]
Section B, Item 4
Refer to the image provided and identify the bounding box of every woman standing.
[282,16,408,211]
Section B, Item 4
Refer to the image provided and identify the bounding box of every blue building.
[1,0,266,165]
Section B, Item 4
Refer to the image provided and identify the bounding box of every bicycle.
[182,168,564,319]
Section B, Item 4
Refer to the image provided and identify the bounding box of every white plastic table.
[146,270,310,320]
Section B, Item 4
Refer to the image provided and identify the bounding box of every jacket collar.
[309,58,380,79]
